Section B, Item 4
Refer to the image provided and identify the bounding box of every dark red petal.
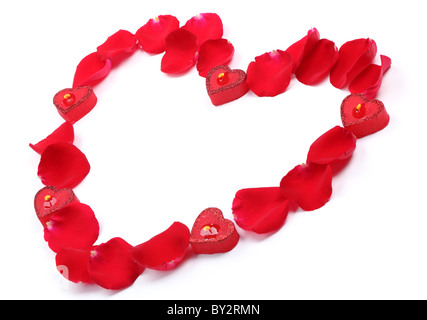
[88,237,144,290]
[197,38,234,77]
[30,122,74,155]
[97,29,137,61]
[56,247,94,284]
[161,28,198,74]
[135,15,180,54]
[232,187,289,234]
[295,39,338,85]
[44,203,99,253]
[131,222,190,271]
[285,28,320,72]
[246,50,293,97]
[37,142,90,189]
[307,126,357,165]
[73,52,112,88]
[330,38,377,89]
[280,163,333,211]
[183,13,223,46]
[349,55,392,99]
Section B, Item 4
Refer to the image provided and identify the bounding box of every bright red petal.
[307,126,356,165]
[349,55,392,99]
[197,38,234,77]
[183,13,223,46]
[97,29,137,61]
[285,28,320,72]
[37,142,90,189]
[73,52,112,88]
[280,163,332,211]
[30,122,74,155]
[131,222,190,271]
[295,39,338,85]
[246,50,293,97]
[135,15,180,54]
[161,28,198,74]
[44,203,99,253]
[330,38,377,89]
[88,237,144,290]
[232,187,289,234]
[55,247,94,284]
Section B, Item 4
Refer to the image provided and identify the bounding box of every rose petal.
[161,28,198,74]
[307,126,357,165]
[135,15,180,54]
[330,38,377,89]
[232,187,289,234]
[246,50,293,97]
[183,13,223,46]
[295,39,338,85]
[349,55,392,99]
[285,27,320,72]
[37,142,90,189]
[88,237,144,290]
[196,38,234,77]
[30,122,74,155]
[280,163,332,211]
[97,29,137,61]
[131,222,190,271]
[73,52,112,88]
[55,247,94,284]
[44,203,99,253]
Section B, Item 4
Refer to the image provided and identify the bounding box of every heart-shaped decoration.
[340,93,390,138]
[206,65,249,106]
[34,186,79,226]
[190,207,239,254]
[53,86,97,124]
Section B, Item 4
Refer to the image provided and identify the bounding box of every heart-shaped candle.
[340,93,389,138]
[34,186,79,226]
[206,65,249,106]
[190,207,239,254]
[53,86,97,124]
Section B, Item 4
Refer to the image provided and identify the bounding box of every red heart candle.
[190,207,239,254]
[53,86,97,124]
[206,65,249,106]
[340,93,389,138]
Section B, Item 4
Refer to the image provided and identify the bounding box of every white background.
[1,0,426,300]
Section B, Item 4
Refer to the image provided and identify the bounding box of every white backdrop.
[1,0,426,299]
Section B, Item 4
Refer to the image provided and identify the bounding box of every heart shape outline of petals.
[206,65,249,106]
[232,187,290,234]
[340,93,390,138]
[189,207,239,254]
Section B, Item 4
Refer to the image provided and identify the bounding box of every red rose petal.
[280,163,332,211]
[55,247,94,284]
[135,15,180,54]
[349,55,392,99]
[161,28,198,74]
[88,237,144,290]
[183,13,223,46]
[73,52,112,88]
[232,187,289,234]
[97,29,137,61]
[44,203,99,253]
[285,28,320,72]
[307,126,357,165]
[131,222,190,271]
[330,38,377,89]
[246,50,293,97]
[197,38,234,77]
[37,142,90,189]
[30,122,74,155]
[295,39,338,85]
